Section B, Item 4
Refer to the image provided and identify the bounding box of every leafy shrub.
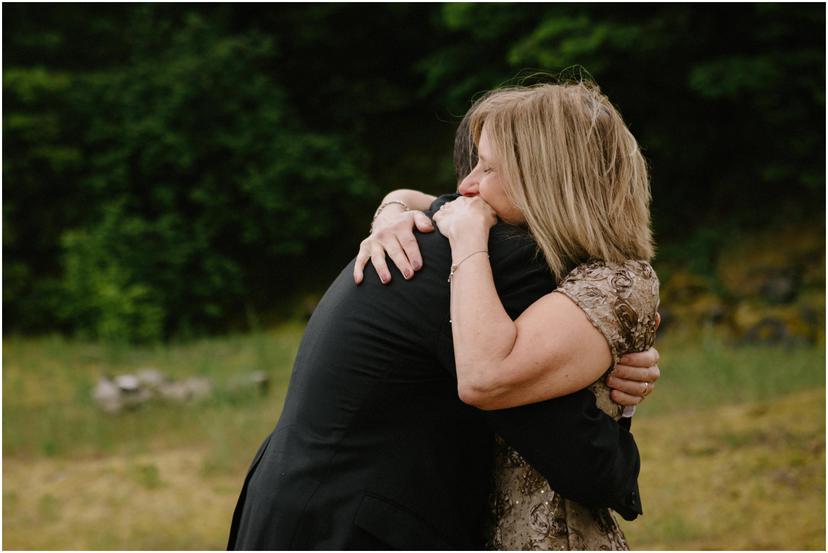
[6,9,374,340]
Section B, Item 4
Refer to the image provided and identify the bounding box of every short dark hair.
[453,101,480,183]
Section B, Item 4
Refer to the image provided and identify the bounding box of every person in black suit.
[227,199,656,550]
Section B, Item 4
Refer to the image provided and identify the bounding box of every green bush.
[5,9,374,340]
[4,4,824,341]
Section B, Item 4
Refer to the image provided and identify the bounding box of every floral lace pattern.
[485,260,659,550]
[557,259,660,364]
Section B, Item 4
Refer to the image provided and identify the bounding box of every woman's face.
[457,126,526,225]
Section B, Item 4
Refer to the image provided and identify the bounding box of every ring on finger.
[643,381,652,397]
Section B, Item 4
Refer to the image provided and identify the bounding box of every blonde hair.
[467,82,654,280]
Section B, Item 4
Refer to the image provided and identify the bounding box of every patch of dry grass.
[3,329,825,549]
[4,447,240,549]
[620,388,825,550]
[4,389,823,550]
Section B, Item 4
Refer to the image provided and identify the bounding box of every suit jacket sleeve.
[480,392,642,520]
[436,316,642,520]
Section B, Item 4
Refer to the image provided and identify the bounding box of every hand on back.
[608,346,661,406]
[353,208,433,285]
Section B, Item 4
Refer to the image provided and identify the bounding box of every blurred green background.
[3,3,825,550]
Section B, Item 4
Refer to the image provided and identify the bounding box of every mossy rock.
[792,289,825,334]
[660,270,712,304]
[717,224,823,302]
[667,293,729,327]
[801,252,826,289]
[732,302,820,345]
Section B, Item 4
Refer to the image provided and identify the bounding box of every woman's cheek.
[478,184,499,216]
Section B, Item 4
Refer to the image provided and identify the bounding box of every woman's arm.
[353,189,437,284]
[434,196,616,411]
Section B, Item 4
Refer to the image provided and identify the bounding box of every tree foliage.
[3,4,824,341]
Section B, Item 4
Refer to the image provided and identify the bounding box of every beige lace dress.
[485,260,660,550]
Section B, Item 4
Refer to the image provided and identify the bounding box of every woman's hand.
[353,208,434,285]
[432,196,498,243]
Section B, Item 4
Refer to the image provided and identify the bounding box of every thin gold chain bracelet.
[448,250,489,283]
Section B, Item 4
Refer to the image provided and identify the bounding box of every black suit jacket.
[228,198,642,550]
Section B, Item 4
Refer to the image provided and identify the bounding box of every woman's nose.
[457,175,479,196]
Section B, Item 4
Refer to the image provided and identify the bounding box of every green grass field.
[3,327,825,549]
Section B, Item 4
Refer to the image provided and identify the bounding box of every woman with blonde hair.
[355,81,660,549]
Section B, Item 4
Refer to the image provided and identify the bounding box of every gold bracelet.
[448,250,489,283]
[373,200,409,221]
